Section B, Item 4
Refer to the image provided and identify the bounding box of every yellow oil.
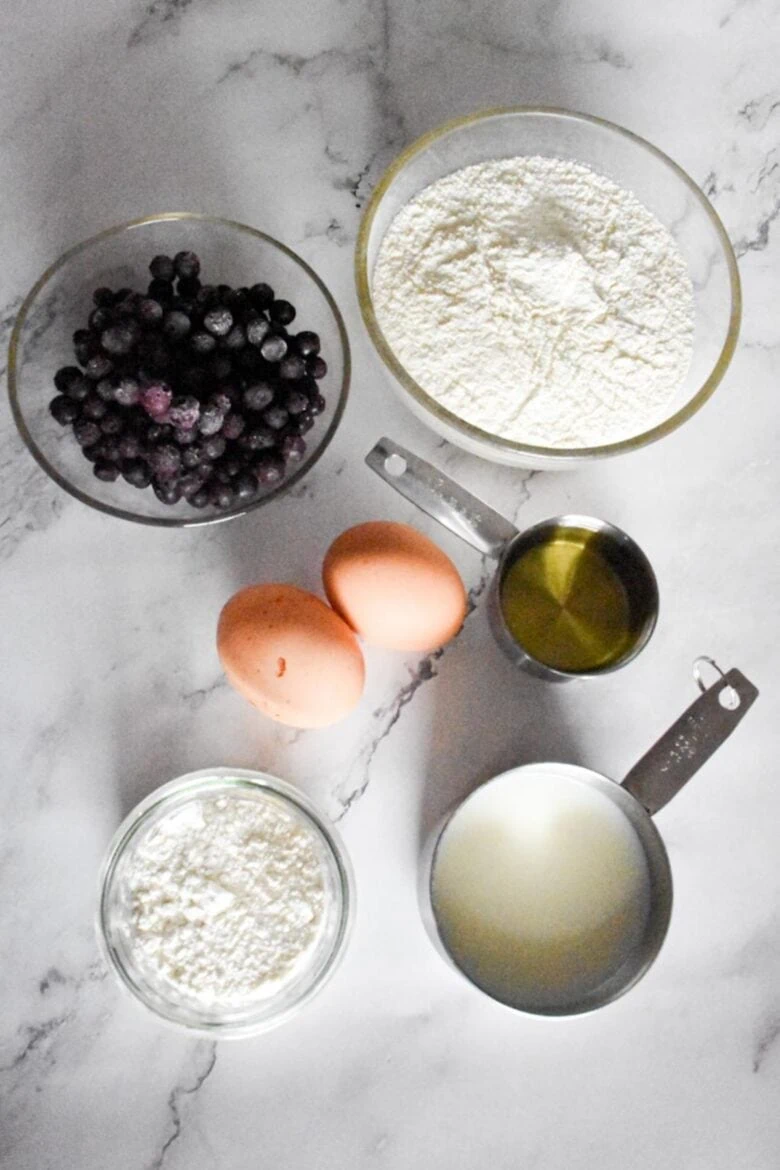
[500,528,636,673]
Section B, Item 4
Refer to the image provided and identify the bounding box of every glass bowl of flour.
[356,107,740,469]
[98,768,354,1036]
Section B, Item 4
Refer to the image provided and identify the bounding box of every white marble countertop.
[2,0,779,1166]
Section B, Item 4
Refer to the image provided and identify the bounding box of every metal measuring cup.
[366,437,658,680]
[420,658,759,1016]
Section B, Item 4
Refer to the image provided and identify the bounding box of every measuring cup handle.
[622,665,758,816]
[365,437,519,558]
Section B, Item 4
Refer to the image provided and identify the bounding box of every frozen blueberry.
[262,405,288,430]
[237,347,262,375]
[221,412,245,440]
[93,287,115,307]
[73,419,102,448]
[203,306,233,338]
[100,409,125,436]
[241,426,275,451]
[202,435,227,461]
[163,310,192,340]
[179,471,208,499]
[85,353,113,381]
[307,356,327,380]
[295,330,320,357]
[245,315,270,347]
[249,282,274,311]
[148,278,174,304]
[141,383,173,421]
[209,354,233,381]
[209,481,235,509]
[289,411,315,435]
[149,255,175,282]
[176,275,201,302]
[55,366,85,395]
[198,403,224,436]
[122,459,152,488]
[224,324,246,351]
[281,433,307,463]
[118,433,142,460]
[254,454,285,485]
[49,395,80,425]
[153,480,183,506]
[260,334,287,363]
[189,486,211,509]
[242,382,274,412]
[93,460,120,482]
[167,395,200,430]
[113,376,141,407]
[190,330,216,355]
[181,446,201,469]
[149,443,182,479]
[283,388,310,415]
[269,299,295,326]
[89,307,112,332]
[279,354,305,380]
[208,391,233,415]
[101,323,137,356]
[234,472,258,502]
[95,377,116,402]
[310,393,326,415]
[82,393,108,421]
[195,284,218,308]
[146,422,173,444]
[174,251,200,280]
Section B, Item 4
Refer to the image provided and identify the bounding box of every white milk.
[431,767,652,1011]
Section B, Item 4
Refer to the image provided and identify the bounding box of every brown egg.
[217,583,365,728]
[323,521,468,652]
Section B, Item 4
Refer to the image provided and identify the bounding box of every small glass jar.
[97,768,354,1037]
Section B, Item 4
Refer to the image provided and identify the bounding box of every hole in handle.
[385,453,407,477]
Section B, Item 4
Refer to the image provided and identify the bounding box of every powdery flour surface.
[125,793,326,1007]
[372,156,694,447]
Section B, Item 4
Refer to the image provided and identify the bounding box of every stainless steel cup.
[366,437,659,681]
[420,659,758,1016]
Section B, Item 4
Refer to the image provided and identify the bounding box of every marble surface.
[1,0,779,1166]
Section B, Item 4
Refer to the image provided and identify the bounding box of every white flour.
[124,792,326,1007]
[372,156,694,447]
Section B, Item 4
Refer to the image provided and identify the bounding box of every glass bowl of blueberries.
[7,213,350,525]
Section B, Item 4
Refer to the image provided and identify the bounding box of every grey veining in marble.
[1,0,780,1166]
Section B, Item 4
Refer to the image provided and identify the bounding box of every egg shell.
[217,583,365,728]
[323,521,468,652]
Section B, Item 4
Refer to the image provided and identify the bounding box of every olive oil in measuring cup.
[500,526,638,673]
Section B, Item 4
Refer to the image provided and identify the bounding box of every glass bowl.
[97,768,355,1037]
[8,214,350,525]
[356,107,741,469]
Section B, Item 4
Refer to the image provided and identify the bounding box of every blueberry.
[270,299,295,326]
[89,307,113,332]
[243,382,274,412]
[295,330,320,357]
[167,395,200,430]
[118,434,142,460]
[221,412,245,440]
[281,434,307,462]
[307,356,327,380]
[174,427,199,447]
[93,287,115,307]
[176,275,201,301]
[210,354,233,381]
[146,423,173,444]
[148,278,174,304]
[135,297,164,325]
[163,310,192,340]
[249,283,274,311]
[82,393,108,421]
[94,460,120,483]
[208,391,233,415]
[149,255,175,282]
[310,393,327,415]
[254,454,285,485]
[73,419,102,447]
[85,353,113,381]
[181,446,201,469]
[241,426,275,451]
[283,388,309,415]
[149,444,182,479]
[224,324,246,350]
[290,411,315,435]
[221,453,244,479]
[262,405,288,430]
[153,480,183,505]
[179,471,208,499]
[202,435,227,461]
[195,284,218,309]
[180,365,208,394]
[49,395,80,425]
[203,306,233,337]
[209,482,235,509]
[141,383,173,421]
[174,251,200,280]
[246,316,270,347]
[114,292,142,317]
[238,347,262,374]
[55,366,84,394]
[260,334,287,363]
[95,377,116,402]
[198,403,224,436]
[122,459,152,488]
[113,376,141,407]
[189,486,211,509]
[279,354,306,380]
[190,331,216,355]
[100,409,125,436]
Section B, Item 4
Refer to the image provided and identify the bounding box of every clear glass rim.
[355,105,742,462]
[97,767,355,1037]
[8,212,351,527]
